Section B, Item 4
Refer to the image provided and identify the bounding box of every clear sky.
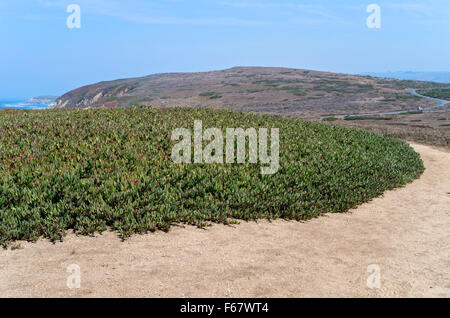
[1,0,449,98]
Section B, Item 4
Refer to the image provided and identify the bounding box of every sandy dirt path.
[0,143,449,298]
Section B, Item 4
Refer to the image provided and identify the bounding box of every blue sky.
[1,0,449,98]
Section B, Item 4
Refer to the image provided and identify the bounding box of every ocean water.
[0,100,52,110]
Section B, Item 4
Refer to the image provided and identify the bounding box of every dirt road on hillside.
[0,143,449,298]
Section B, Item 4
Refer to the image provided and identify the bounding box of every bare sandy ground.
[0,143,449,298]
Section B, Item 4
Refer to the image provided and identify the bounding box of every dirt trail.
[0,143,449,298]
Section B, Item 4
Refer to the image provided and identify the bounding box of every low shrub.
[344,116,392,121]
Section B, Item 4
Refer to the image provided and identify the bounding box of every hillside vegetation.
[53,67,448,118]
[0,107,424,246]
[418,88,450,100]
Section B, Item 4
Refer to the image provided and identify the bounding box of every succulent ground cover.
[0,107,424,246]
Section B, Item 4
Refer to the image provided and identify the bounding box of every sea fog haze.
[0,98,55,110]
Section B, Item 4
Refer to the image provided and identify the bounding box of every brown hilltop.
[53,66,446,118]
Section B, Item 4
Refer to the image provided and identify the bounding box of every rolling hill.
[52,67,449,119]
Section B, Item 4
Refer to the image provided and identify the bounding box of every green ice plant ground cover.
[0,107,424,246]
